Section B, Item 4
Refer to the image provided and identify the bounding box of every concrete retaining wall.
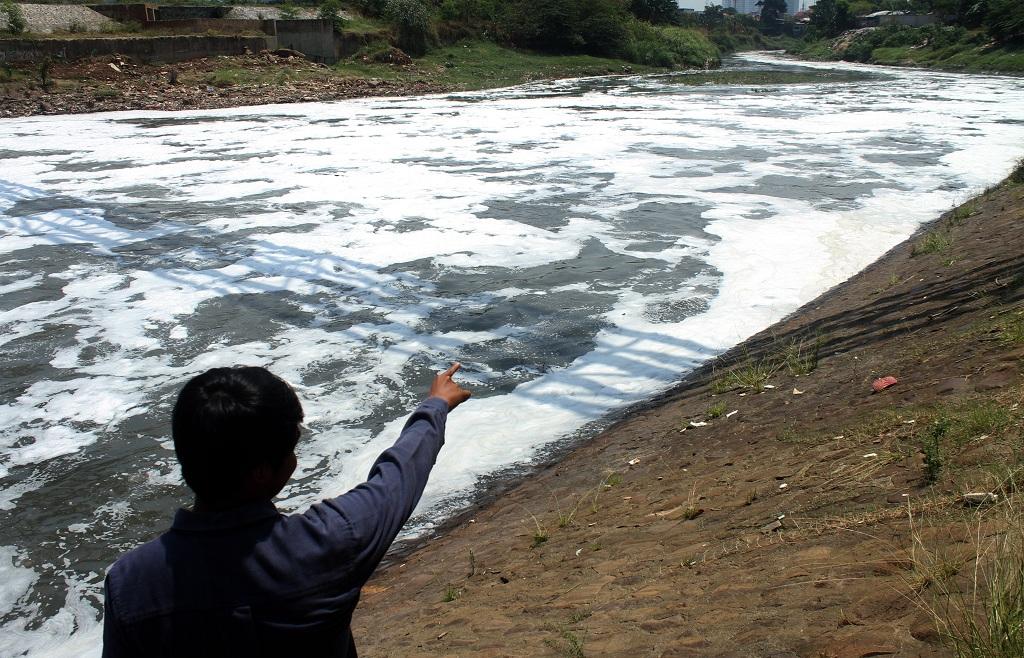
[0,34,274,63]
[274,19,336,63]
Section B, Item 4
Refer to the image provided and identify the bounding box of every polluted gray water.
[1,52,1024,654]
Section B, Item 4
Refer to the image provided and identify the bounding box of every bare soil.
[355,180,1024,656]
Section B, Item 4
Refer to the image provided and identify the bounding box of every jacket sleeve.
[306,396,448,584]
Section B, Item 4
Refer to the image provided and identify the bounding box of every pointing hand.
[428,363,472,411]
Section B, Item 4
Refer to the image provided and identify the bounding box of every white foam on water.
[2,54,1024,654]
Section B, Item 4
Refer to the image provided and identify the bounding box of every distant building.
[719,0,759,15]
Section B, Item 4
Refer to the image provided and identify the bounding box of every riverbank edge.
[357,170,1024,655]
[0,42,671,119]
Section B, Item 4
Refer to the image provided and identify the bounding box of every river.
[1,53,1023,655]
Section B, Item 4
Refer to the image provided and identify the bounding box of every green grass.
[948,203,977,226]
[871,43,1024,73]
[706,401,727,419]
[345,40,661,90]
[913,229,953,256]
[442,584,461,602]
[544,629,586,658]
[93,85,120,99]
[1001,310,1024,345]
[712,357,780,393]
[792,25,1024,74]
[783,335,822,376]
[911,496,1024,658]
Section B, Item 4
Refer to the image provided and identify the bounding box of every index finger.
[442,362,462,377]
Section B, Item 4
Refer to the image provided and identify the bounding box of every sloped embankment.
[357,173,1024,656]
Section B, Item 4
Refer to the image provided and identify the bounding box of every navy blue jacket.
[102,397,448,658]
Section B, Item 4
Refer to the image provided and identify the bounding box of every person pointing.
[103,363,471,657]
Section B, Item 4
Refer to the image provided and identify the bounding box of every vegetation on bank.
[334,0,735,68]
[791,0,1024,72]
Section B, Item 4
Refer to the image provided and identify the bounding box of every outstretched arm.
[304,364,470,582]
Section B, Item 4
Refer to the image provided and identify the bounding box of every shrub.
[279,2,299,20]
[384,0,435,56]
[318,0,347,31]
[1,0,26,34]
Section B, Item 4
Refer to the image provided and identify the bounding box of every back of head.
[172,366,303,503]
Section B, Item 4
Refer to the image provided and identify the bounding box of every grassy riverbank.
[792,25,1024,73]
[357,169,1024,655]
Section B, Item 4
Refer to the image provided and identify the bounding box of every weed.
[923,417,950,484]
[0,63,13,83]
[744,489,759,506]
[1010,157,1024,185]
[784,335,822,376]
[279,2,300,19]
[209,69,241,88]
[951,401,1011,445]
[38,58,52,89]
[553,492,581,528]
[948,203,976,226]
[544,629,585,658]
[913,229,953,256]
[569,609,592,624]
[909,496,1024,657]
[605,472,623,487]
[529,512,548,548]
[467,548,476,577]
[442,584,461,602]
[713,356,780,393]
[705,401,727,419]
[998,310,1024,344]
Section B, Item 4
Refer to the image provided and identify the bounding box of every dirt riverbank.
[356,176,1024,656]
[0,51,452,118]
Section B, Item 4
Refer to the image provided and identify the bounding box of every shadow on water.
[1,175,718,423]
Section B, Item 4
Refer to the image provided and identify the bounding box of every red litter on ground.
[872,376,898,393]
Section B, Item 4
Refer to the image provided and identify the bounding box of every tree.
[629,0,678,25]
[810,0,855,37]
[699,4,726,29]
[384,0,435,56]
[757,0,787,33]
[984,0,1024,43]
